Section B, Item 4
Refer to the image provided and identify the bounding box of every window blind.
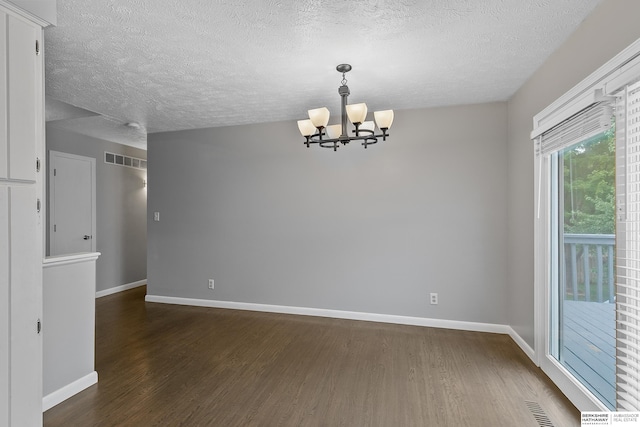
[538,101,613,156]
[615,81,640,412]
[535,101,614,219]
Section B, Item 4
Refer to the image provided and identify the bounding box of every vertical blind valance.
[538,102,613,156]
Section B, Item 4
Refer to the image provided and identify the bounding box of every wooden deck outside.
[562,300,616,409]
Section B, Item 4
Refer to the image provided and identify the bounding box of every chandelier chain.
[341,73,348,86]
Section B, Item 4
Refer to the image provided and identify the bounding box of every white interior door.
[49,151,96,256]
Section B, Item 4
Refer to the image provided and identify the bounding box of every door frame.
[531,37,640,412]
[48,150,96,254]
[535,153,608,411]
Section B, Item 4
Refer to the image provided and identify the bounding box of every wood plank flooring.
[44,287,580,426]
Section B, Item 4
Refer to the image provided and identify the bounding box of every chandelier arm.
[318,140,340,151]
[304,136,321,148]
[301,131,390,149]
[308,131,388,148]
[305,129,331,147]
[352,127,373,138]
[346,133,386,141]
[310,134,338,144]
[362,136,378,148]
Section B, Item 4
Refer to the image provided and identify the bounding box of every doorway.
[549,129,616,409]
[48,151,96,256]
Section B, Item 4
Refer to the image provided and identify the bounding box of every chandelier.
[297,64,394,151]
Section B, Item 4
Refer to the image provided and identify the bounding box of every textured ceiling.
[44,0,603,149]
[45,96,99,122]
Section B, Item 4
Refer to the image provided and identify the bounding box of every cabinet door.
[8,14,38,182]
[9,186,41,426]
[0,12,7,180]
[0,186,9,427]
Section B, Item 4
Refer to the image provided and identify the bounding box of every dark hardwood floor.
[44,286,580,426]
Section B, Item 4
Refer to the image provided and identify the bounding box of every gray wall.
[46,125,147,292]
[506,0,640,347]
[148,102,508,324]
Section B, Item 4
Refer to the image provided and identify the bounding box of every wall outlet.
[153,211,160,222]
[208,279,214,290]
[430,293,438,305]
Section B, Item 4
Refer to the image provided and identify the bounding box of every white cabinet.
[0,9,40,183]
[0,14,7,180]
[0,3,44,426]
[9,186,40,425]
[0,187,9,427]
[8,14,38,181]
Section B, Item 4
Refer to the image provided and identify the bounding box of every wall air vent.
[104,151,147,170]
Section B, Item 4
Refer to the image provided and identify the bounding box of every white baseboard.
[145,294,511,335]
[508,326,536,363]
[96,279,146,298]
[42,371,98,412]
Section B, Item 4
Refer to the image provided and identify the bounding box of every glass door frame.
[531,36,640,414]
[534,152,609,411]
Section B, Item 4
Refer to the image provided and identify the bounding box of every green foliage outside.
[562,124,616,235]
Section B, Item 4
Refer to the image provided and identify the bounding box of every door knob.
[83,235,92,240]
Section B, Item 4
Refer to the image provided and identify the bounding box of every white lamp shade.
[325,124,342,139]
[359,121,375,132]
[297,119,316,137]
[374,110,394,129]
[308,107,330,128]
[346,103,368,124]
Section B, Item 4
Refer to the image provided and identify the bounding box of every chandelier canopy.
[297,64,394,151]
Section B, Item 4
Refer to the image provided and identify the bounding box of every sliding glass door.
[533,40,640,413]
[548,127,616,409]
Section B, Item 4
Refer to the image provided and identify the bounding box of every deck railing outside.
[564,233,615,303]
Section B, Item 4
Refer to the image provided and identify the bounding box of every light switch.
[154,212,160,222]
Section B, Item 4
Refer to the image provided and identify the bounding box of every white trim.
[145,294,510,335]
[534,142,609,411]
[0,1,52,27]
[0,178,35,185]
[531,37,640,139]
[42,371,97,412]
[96,279,146,298]
[534,152,549,369]
[42,252,100,268]
[507,327,536,363]
[540,355,608,411]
